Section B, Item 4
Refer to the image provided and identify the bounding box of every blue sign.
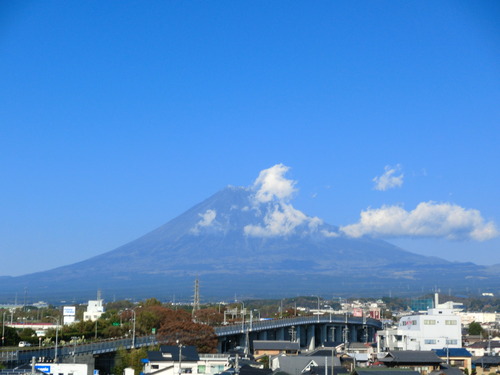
[35,365,51,373]
[94,370,99,375]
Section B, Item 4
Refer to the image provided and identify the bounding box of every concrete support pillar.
[296,325,302,346]
[277,327,285,341]
[258,331,268,340]
[320,324,327,345]
[307,325,316,351]
[328,325,336,342]
[238,334,246,347]
[350,325,358,342]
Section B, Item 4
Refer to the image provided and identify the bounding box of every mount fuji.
[1,177,499,302]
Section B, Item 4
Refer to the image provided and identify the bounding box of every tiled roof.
[303,365,348,375]
[432,348,472,357]
[472,356,500,366]
[354,369,420,375]
[274,356,341,375]
[429,367,464,375]
[380,351,443,364]
[307,349,337,357]
[253,341,300,351]
[147,345,200,362]
[467,341,500,349]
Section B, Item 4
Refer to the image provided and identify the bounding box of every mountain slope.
[1,187,498,302]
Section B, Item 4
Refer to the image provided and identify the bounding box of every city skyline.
[1,1,499,276]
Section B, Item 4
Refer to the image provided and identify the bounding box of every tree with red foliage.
[157,309,217,353]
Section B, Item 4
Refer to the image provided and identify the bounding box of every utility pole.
[192,278,200,321]
[177,341,183,375]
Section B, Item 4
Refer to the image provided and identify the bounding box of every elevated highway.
[215,314,382,352]
[1,315,382,365]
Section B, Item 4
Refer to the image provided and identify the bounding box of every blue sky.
[1,1,499,276]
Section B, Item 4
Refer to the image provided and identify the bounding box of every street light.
[2,310,6,346]
[46,316,60,363]
[123,308,137,349]
[239,302,245,333]
[313,296,320,322]
[71,336,78,363]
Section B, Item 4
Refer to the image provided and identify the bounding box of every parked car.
[18,341,32,347]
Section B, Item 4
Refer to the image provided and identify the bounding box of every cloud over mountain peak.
[189,164,497,242]
[244,164,325,238]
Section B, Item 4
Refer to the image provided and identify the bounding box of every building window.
[198,365,206,374]
[152,365,159,370]
[446,339,458,345]
[424,320,436,325]
[445,320,457,325]
[424,339,436,344]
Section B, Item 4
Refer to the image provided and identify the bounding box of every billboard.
[63,306,76,316]
[353,308,363,317]
[369,309,381,320]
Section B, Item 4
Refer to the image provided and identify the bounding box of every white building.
[142,345,229,375]
[35,362,88,375]
[459,312,498,326]
[377,307,462,351]
[83,296,104,322]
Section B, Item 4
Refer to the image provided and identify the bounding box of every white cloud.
[191,209,217,234]
[253,164,297,203]
[340,202,499,241]
[373,165,404,191]
[244,164,323,237]
[321,229,340,238]
[244,203,310,237]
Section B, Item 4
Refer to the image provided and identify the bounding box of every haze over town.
[1,1,499,277]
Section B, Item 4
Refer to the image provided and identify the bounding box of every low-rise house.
[428,367,464,375]
[345,343,377,367]
[471,356,500,375]
[217,364,272,375]
[253,341,300,357]
[431,348,472,373]
[142,345,229,375]
[378,351,443,375]
[353,368,420,375]
[270,354,343,375]
[464,340,500,356]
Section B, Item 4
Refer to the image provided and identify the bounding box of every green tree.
[129,347,148,375]
[468,321,483,336]
[136,305,170,335]
[141,298,162,307]
[113,346,149,375]
[2,326,19,346]
[257,355,270,369]
[17,328,37,345]
[113,346,129,375]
